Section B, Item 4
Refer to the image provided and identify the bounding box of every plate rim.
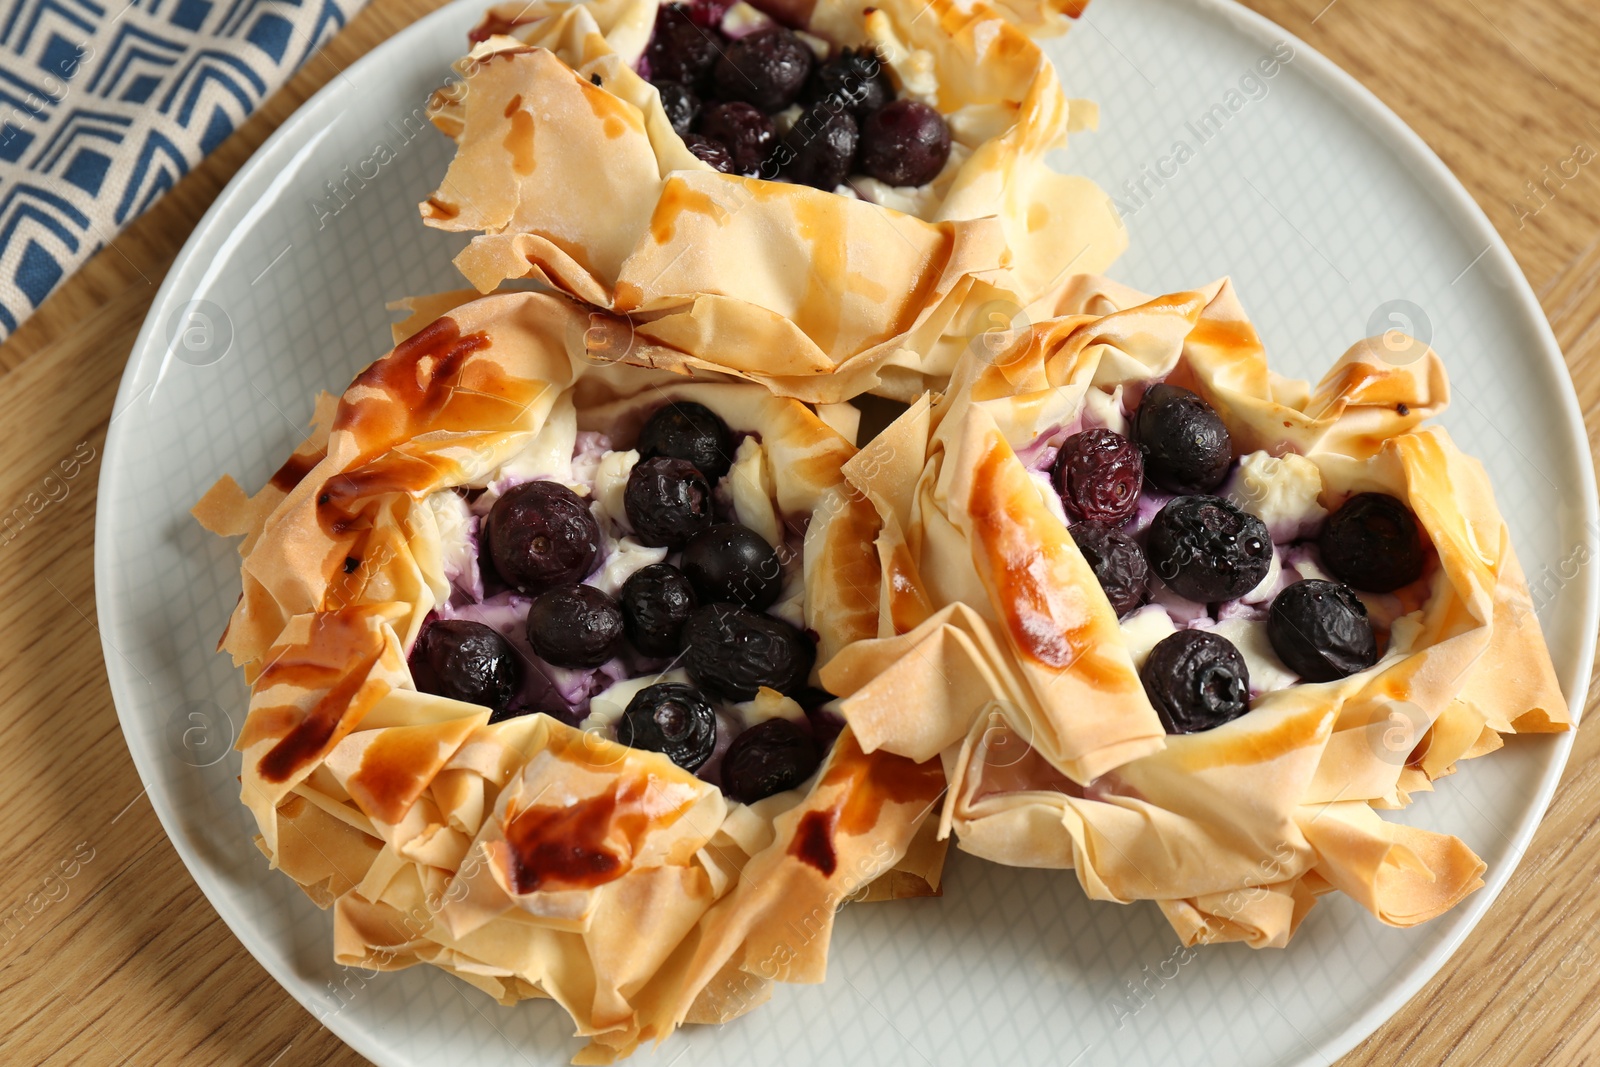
[93,1,1599,1065]
[93,4,486,1065]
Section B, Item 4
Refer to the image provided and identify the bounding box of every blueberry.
[712,26,813,112]
[647,3,723,89]
[1070,523,1152,618]
[637,400,735,482]
[657,81,701,137]
[409,619,521,714]
[620,563,698,656]
[525,584,625,669]
[682,523,783,609]
[1318,493,1427,593]
[682,603,814,700]
[683,133,737,173]
[625,456,713,548]
[781,107,858,190]
[858,100,951,187]
[696,101,776,175]
[1267,579,1378,682]
[617,682,718,771]
[485,480,602,593]
[1146,495,1272,603]
[1141,629,1250,734]
[1133,384,1232,494]
[802,47,893,119]
[720,718,822,802]
[683,0,732,26]
[1052,428,1144,526]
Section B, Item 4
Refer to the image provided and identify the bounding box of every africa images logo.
[1110,41,1297,220]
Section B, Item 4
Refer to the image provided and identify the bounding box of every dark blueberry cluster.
[714,25,813,112]
[781,108,859,191]
[696,101,775,175]
[802,46,892,117]
[643,7,952,190]
[453,396,825,793]
[646,2,721,85]
[1048,385,1433,735]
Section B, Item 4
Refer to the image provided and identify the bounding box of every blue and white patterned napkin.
[0,0,370,340]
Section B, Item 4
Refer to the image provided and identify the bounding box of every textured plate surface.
[95,1,1598,1065]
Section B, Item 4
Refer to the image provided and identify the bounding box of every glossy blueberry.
[657,81,701,137]
[637,400,735,482]
[696,101,776,175]
[682,603,814,700]
[647,3,723,88]
[781,107,858,190]
[524,584,625,669]
[485,480,601,593]
[1145,495,1272,603]
[409,619,520,715]
[1267,579,1378,682]
[712,26,813,112]
[619,563,698,657]
[1141,629,1250,734]
[802,46,893,118]
[1071,523,1152,618]
[625,456,713,549]
[617,682,718,771]
[858,100,951,187]
[1052,428,1144,526]
[683,133,737,173]
[720,718,822,803]
[1318,492,1427,593]
[682,523,783,609]
[1133,384,1233,494]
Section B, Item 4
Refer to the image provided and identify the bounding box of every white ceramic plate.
[96,0,1597,1064]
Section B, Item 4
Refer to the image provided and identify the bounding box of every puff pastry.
[419,0,1126,402]
[823,275,1570,948]
[194,289,945,1061]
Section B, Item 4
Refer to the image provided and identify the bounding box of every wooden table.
[1,0,1596,1063]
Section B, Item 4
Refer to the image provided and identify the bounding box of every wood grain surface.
[1,0,1596,1063]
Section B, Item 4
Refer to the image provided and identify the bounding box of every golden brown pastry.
[822,275,1569,948]
[418,0,1126,402]
[194,289,945,1062]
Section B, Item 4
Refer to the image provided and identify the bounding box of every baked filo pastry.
[822,275,1570,948]
[418,0,1126,402]
[192,289,945,1062]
